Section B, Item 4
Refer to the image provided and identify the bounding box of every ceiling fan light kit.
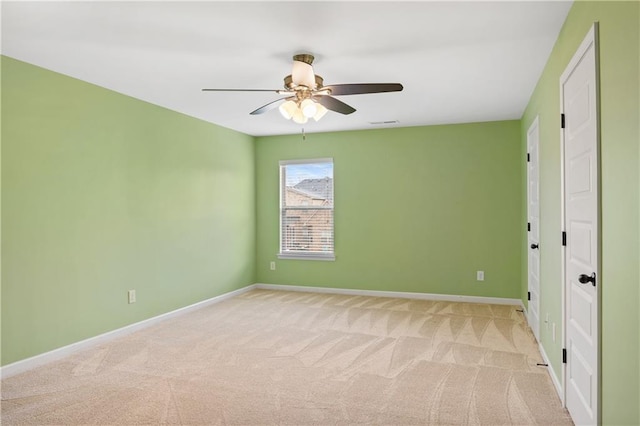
[280,97,328,124]
[202,53,403,125]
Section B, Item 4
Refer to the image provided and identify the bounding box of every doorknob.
[578,272,596,287]
[530,243,539,249]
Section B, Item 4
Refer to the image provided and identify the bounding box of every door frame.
[559,22,601,423]
[526,115,540,340]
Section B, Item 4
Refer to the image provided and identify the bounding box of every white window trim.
[277,252,336,261]
[279,158,335,261]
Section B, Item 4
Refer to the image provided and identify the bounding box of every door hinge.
[561,113,566,129]
[562,348,567,364]
[527,153,530,162]
[562,231,567,246]
[527,222,531,232]
[527,291,531,301]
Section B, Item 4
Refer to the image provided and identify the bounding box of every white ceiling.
[2,1,572,137]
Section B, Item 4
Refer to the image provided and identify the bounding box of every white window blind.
[279,158,334,260]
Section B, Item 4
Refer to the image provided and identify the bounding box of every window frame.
[278,158,335,261]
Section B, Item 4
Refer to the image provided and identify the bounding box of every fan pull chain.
[302,128,306,141]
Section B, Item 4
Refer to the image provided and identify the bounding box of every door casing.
[527,116,541,340]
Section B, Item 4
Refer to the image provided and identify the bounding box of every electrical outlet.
[270,261,276,271]
[476,270,484,281]
[128,290,136,304]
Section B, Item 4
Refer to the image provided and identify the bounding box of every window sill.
[278,253,336,261]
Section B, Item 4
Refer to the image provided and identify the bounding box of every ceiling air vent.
[369,120,399,125]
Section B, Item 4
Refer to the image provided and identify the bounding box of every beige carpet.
[1,289,573,425]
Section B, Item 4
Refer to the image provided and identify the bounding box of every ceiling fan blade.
[314,95,356,115]
[322,83,403,96]
[202,88,281,92]
[249,97,293,115]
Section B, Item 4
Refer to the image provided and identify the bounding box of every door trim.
[527,115,540,340]
[559,21,601,424]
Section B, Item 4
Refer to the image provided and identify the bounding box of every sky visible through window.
[285,163,333,186]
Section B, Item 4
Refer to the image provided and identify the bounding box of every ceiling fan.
[202,54,403,124]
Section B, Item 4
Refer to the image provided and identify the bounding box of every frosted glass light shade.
[279,100,297,119]
[292,107,308,124]
[300,99,317,118]
[313,103,328,121]
[291,61,316,88]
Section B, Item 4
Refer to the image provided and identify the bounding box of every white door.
[527,117,541,340]
[561,23,600,426]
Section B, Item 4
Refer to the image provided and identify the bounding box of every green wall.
[256,122,522,299]
[521,1,640,424]
[1,57,256,365]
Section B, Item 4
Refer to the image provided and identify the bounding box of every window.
[279,158,334,260]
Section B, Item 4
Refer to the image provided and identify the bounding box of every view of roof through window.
[284,162,333,203]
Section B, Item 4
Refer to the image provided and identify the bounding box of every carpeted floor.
[1,289,573,425]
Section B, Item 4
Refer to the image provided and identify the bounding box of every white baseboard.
[0,284,257,379]
[255,283,523,306]
[538,341,564,403]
